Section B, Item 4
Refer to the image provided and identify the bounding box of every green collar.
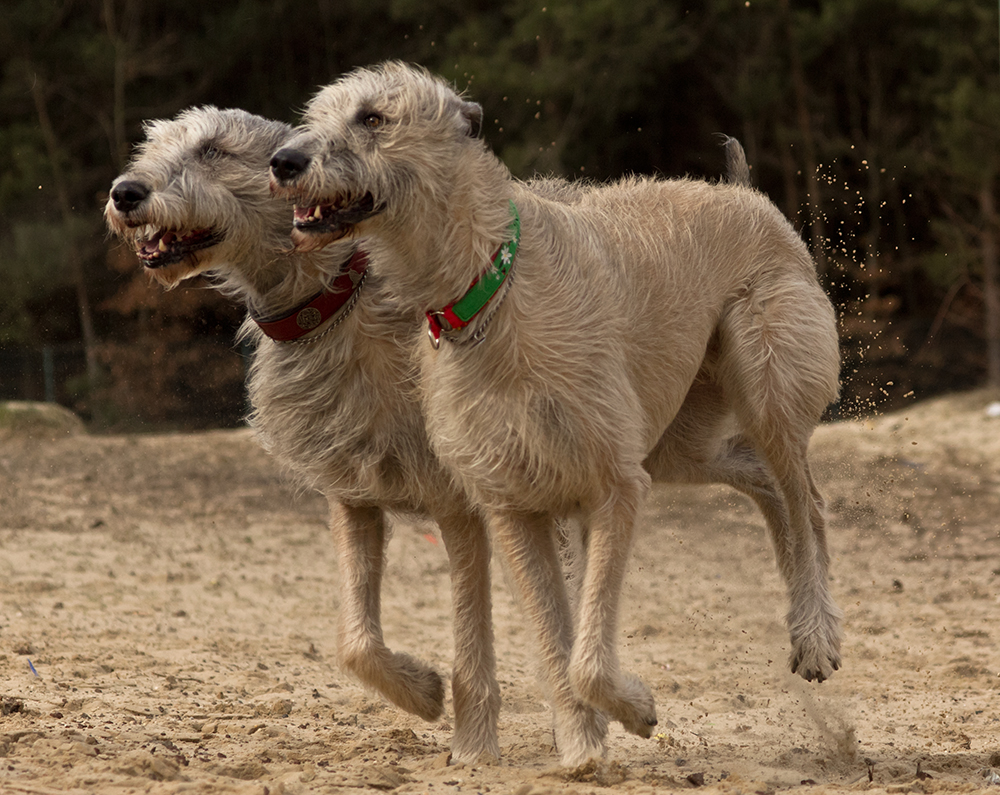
[426,201,520,348]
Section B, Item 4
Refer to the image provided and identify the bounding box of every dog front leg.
[436,507,501,763]
[330,499,445,721]
[490,510,608,767]
[569,474,658,739]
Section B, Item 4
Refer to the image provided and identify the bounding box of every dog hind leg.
[644,382,795,577]
[715,280,843,682]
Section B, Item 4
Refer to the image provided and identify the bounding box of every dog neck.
[425,201,520,348]
[250,249,369,342]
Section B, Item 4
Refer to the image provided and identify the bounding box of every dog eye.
[199,143,225,160]
[361,113,385,130]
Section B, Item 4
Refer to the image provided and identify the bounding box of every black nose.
[270,148,311,182]
[110,180,150,213]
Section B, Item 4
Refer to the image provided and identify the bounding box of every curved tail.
[717,134,751,186]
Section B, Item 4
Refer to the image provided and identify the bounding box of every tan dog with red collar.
[105,105,501,764]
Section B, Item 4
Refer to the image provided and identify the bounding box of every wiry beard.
[290,226,350,252]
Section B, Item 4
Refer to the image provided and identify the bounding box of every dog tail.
[717,134,751,187]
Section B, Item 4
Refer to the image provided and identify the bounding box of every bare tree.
[29,73,101,390]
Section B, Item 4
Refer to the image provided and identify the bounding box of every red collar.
[251,250,368,341]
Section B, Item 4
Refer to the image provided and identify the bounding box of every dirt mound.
[0,400,87,440]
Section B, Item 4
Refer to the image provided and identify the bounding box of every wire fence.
[0,338,251,429]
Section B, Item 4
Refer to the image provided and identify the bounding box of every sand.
[1,389,999,795]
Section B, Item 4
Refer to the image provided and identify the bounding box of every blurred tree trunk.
[779,0,825,269]
[981,179,1000,387]
[103,0,130,167]
[30,74,101,391]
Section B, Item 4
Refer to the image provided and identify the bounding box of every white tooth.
[158,238,168,252]
[313,205,322,219]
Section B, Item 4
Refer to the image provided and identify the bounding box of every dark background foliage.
[1,0,997,429]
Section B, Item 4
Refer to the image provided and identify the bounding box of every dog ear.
[460,101,483,138]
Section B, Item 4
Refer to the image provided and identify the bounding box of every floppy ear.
[460,101,483,138]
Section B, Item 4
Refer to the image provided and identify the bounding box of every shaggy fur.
[104,106,501,763]
[270,62,843,766]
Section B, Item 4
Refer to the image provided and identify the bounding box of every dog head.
[106,106,348,289]
[269,61,485,253]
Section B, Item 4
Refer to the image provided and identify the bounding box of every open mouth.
[135,227,222,268]
[292,193,381,239]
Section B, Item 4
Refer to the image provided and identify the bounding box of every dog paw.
[378,652,445,720]
[787,605,843,683]
[789,641,841,683]
[409,666,447,720]
[554,703,608,767]
[569,663,657,738]
[614,674,658,738]
[451,744,501,767]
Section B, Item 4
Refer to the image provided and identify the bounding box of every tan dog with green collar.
[271,62,842,766]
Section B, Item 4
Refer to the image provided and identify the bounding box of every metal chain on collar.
[274,268,368,345]
[440,260,516,348]
[427,201,520,349]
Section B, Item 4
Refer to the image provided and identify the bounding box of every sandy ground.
[1,389,999,795]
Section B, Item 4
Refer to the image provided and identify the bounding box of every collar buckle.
[426,310,451,349]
